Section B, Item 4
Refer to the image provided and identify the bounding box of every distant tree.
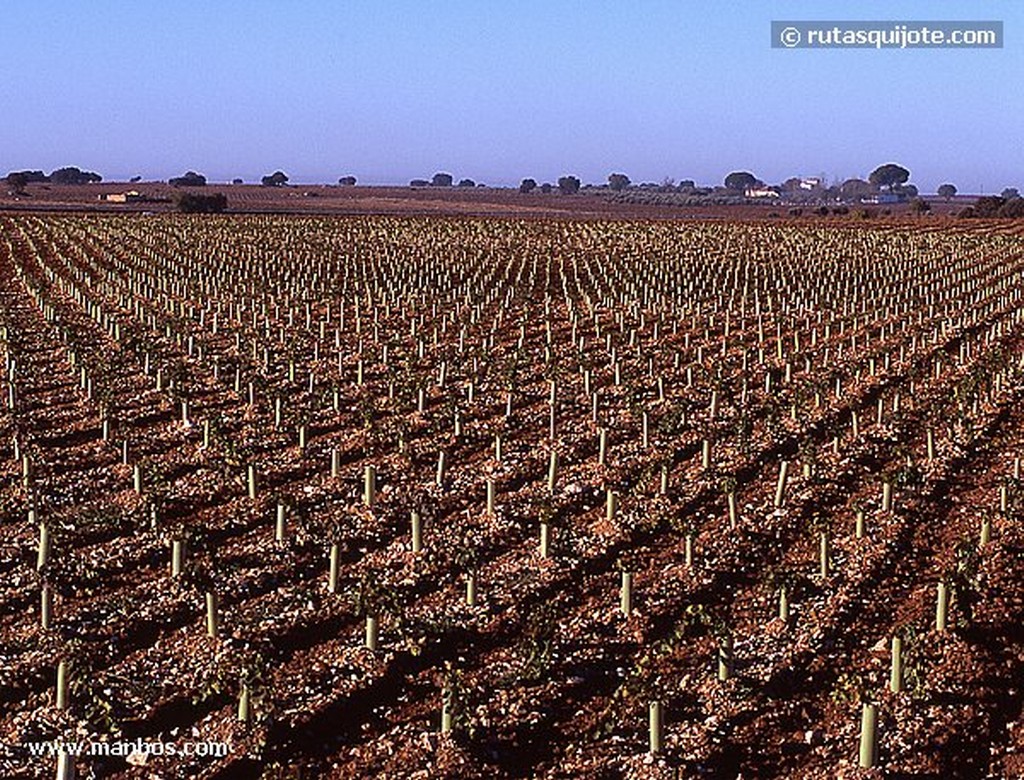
[7,170,47,184]
[338,176,357,186]
[129,175,143,183]
[431,172,453,187]
[608,173,631,191]
[971,196,1005,218]
[1001,187,1020,200]
[839,178,875,200]
[999,197,1024,218]
[894,183,918,198]
[539,182,553,194]
[50,166,102,184]
[724,171,758,191]
[410,179,429,188]
[557,175,580,195]
[261,171,289,187]
[232,178,244,185]
[175,192,227,213]
[457,178,475,187]
[909,197,931,214]
[868,163,910,192]
[5,172,29,193]
[169,171,207,187]
[519,178,537,194]
[937,183,957,200]
[677,179,696,191]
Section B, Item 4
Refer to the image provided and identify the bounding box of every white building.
[745,187,780,198]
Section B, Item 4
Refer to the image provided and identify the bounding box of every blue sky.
[1,1,1019,192]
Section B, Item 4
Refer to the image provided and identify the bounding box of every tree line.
[5,167,102,191]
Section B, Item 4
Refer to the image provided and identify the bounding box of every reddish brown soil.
[0,215,1021,779]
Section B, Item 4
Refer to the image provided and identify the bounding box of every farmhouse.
[745,187,780,199]
[98,190,143,203]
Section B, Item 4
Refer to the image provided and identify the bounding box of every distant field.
[2,214,1023,779]
[1,181,970,221]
